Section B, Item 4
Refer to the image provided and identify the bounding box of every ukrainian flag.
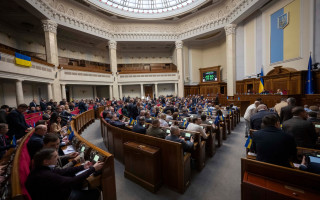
[15,52,32,67]
[270,0,300,63]
[259,68,264,93]
[11,135,16,147]
[244,135,252,149]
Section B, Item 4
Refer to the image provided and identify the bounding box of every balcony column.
[42,19,61,102]
[108,40,119,99]
[154,83,158,98]
[119,85,123,100]
[175,41,184,97]
[174,83,178,96]
[16,80,24,105]
[47,83,53,100]
[140,84,144,98]
[224,24,237,97]
[109,85,113,99]
[61,84,66,100]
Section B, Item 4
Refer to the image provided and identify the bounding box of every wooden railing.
[0,47,54,67]
[71,109,117,200]
[11,109,117,200]
[11,130,35,200]
[59,65,112,74]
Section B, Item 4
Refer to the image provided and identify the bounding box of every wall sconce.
[81,90,86,94]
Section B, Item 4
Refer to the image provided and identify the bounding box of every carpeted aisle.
[81,119,247,200]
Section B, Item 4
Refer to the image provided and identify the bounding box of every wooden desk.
[228,100,250,117]
[124,142,161,193]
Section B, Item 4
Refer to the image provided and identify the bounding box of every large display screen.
[203,71,217,82]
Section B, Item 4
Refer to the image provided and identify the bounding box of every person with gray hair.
[250,104,276,130]
[244,101,260,137]
[165,126,194,153]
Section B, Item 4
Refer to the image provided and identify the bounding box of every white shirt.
[186,123,207,139]
[244,104,257,121]
[159,119,169,127]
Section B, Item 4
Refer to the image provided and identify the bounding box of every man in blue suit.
[133,116,147,134]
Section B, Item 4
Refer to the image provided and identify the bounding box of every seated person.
[172,112,180,121]
[27,125,48,159]
[308,111,320,123]
[282,107,317,149]
[0,123,13,159]
[181,109,190,117]
[102,111,112,123]
[49,115,67,137]
[146,119,165,139]
[186,117,207,139]
[136,110,145,122]
[304,105,312,112]
[299,155,320,175]
[26,148,103,200]
[165,125,194,153]
[166,110,173,120]
[110,114,126,129]
[190,107,197,114]
[251,114,296,168]
[159,114,169,127]
[250,104,275,130]
[28,106,36,114]
[43,133,79,168]
[144,112,152,123]
[132,116,147,134]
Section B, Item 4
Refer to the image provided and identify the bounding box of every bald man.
[250,104,276,130]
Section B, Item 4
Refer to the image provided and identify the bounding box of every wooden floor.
[82,119,247,200]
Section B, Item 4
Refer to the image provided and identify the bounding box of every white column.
[154,83,158,98]
[61,84,66,99]
[174,83,178,96]
[108,40,119,99]
[140,84,144,98]
[69,85,73,101]
[225,24,237,97]
[16,80,24,105]
[47,83,53,100]
[93,86,97,99]
[175,41,184,97]
[109,85,113,99]
[42,20,61,102]
[119,85,122,99]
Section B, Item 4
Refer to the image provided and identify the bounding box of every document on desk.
[75,168,90,176]
[62,145,76,154]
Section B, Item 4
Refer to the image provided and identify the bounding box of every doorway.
[144,85,153,99]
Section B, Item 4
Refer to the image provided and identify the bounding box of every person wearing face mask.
[282,107,317,149]
[26,148,104,200]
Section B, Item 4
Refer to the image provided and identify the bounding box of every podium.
[124,141,161,192]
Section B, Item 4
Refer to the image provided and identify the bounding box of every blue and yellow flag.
[68,131,74,141]
[182,120,189,128]
[67,126,72,135]
[15,52,32,67]
[259,68,264,93]
[11,135,16,147]
[214,115,220,126]
[244,136,252,149]
[129,118,136,125]
[305,55,314,94]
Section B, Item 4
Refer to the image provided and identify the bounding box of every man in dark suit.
[0,123,14,159]
[132,116,147,134]
[280,97,296,123]
[40,99,47,111]
[29,99,37,108]
[250,104,276,130]
[282,107,317,148]
[27,125,47,159]
[166,125,194,153]
[26,148,103,200]
[0,105,9,123]
[251,114,296,168]
[6,104,32,140]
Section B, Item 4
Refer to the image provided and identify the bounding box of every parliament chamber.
[1,0,320,199]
